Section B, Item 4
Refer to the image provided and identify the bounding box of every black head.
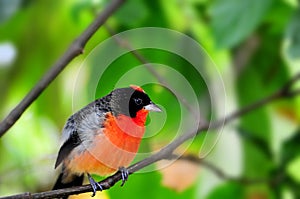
[109,86,161,118]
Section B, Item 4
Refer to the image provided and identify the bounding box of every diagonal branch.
[0,0,126,138]
[2,73,300,199]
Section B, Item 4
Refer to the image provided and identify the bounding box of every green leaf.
[114,0,149,27]
[210,0,272,48]
[108,171,196,199]
[264,1,293,33]
[236,62,274,196]
[280,131,300,197]
[281,131,300,167]
[206,182,244,199]
[287,155,300,183]
[238,128,272,160]
[0,0,21,24]
[285,8,300,59]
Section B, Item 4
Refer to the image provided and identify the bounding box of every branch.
[0,0,126,138]
[233,34,260,74]
[211,72,300,129]
[2,73,300,199]
[104,25,199,119]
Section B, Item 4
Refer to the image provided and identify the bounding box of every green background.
[1,0,300,198]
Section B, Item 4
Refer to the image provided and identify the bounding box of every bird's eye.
[134,98,143,105]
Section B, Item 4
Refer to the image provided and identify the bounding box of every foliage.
[1,0,300,199]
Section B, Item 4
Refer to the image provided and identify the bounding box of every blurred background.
[1,0,300,198]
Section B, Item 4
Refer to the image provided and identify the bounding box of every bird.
[53,85,161,196]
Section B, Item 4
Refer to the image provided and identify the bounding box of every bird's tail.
[53,172,84,190]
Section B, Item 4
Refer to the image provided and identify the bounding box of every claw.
[119,167,129,187]
[87,173,103,197]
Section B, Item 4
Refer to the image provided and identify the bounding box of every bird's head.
[110,85,161,118]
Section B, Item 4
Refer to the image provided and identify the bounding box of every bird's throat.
[102,110,149,153]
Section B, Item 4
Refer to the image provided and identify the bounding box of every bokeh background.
[1,0,300,198]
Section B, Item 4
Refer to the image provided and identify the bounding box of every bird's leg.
[87,173,103,197]
[119,167,129,187]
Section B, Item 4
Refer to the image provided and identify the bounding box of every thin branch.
[104,25,200,119]
[0,0,126,138]
[2,73,300,199]
[211,73,300,129]
[233,34,260,74]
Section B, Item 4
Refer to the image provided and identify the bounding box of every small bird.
[53,85,161,196]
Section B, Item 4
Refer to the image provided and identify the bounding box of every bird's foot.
[119,167,129,187]
[87,173,103,197]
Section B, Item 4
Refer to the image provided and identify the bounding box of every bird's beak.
[144,102,162,112]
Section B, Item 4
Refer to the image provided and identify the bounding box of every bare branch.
[233,34,260,74]
[104,25,200,119]
[0,0,126,138]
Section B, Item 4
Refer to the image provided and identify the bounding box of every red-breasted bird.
[53,86,161,196]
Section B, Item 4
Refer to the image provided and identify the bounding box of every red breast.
[64,109,149,176]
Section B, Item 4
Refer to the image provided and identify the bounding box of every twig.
[233,34,260,74]
[2,73,300,199]
[104,25,199,119]
[211,73,300,129]
[0,0,126,138]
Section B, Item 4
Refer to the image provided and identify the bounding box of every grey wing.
[55,116,81,168]
[54,102,106,168]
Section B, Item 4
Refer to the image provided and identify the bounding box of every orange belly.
[65,110,148,176]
